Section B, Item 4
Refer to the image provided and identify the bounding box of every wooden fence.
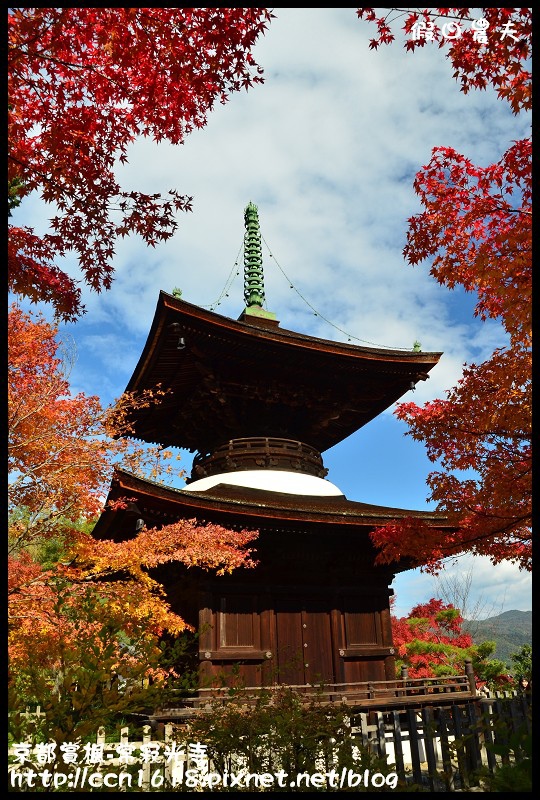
[8,690,531,792]
[349,690,531,791]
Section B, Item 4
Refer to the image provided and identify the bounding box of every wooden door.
[274,597,335,686]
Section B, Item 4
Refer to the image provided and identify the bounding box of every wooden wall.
[197,584,396,689]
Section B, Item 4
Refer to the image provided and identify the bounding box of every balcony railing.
[152,664,478,721]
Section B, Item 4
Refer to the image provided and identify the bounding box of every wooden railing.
[153,663,478,720]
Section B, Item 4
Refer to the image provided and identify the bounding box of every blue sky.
[11,8,531,620]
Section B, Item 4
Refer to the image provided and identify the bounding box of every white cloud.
[393,554,532,620]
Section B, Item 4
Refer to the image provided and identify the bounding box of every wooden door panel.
[273,597,336,686]
[302,601,334,685]
[274,598,304,685]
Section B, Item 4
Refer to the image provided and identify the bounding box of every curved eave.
[122,293,443,453]
[92,469,457,576]
[128,291,442,386]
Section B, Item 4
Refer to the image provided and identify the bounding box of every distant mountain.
[463,609,532,667]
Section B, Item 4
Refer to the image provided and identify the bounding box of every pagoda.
[92,202,455,705]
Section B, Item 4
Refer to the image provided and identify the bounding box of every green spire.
[241,202,277,321]
[244,202,264,307]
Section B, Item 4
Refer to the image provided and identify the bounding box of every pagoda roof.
[123,291,442,455]
[92,468,456,574]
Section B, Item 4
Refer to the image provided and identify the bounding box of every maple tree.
[8,304,258,736]
[391,598,509,687]
[356,8,532,572]
[8,7,273,321]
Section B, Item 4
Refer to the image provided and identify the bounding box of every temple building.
[92,202,457,711]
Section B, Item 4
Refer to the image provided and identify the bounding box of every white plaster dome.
[183,469,344,496]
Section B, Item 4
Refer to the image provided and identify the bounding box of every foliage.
[478,753,532,793]
[357,8,532,573]
[392,598,509,687]
[178,686,403,791]
[8,576,197,747]
[508,643,532,686]
[356,8,531,114]
[8,304,259,735]
[8,7,273,321]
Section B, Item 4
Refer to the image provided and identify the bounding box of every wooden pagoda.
[92,202,458,711]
